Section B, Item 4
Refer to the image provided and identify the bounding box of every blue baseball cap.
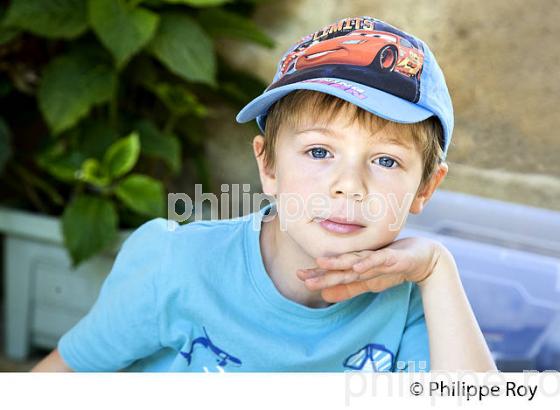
[236,16,454,160]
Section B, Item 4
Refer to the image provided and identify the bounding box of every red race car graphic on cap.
[271,18,425,103]
[281,30,424,80]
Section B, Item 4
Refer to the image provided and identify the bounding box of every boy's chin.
[301,235,389,259]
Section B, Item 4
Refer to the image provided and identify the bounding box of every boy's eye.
[306,149,399,168]
[373,156,399,169]
[306,147,332,159]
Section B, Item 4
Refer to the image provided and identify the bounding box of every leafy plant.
[0,0,271,266]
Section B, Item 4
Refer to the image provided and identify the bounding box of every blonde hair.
[257,90,444,190]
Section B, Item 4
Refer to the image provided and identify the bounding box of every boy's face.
[253,107,448,258]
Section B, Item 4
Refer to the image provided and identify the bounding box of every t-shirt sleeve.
[57,217,171,371]
[393,283,431,372]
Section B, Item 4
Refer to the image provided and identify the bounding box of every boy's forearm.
[417,243,497,372]
[31,348,74,372]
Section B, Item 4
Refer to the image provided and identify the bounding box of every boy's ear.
[409,162,449,214]
[252,135,277,197]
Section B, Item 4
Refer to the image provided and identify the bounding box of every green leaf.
[0,117,12,174]
[153,82,207,117]
[103,132,140,178]
[197,8,274,48]
[73,118,119,160]
[88,0,159,69]
[35,119,118,183]
[148,13,216,86]
[115,173,165,216]
[62,194,118,267]
[135,119,181,173]
[36,142,84,182]
[77,158,111,187]
[38,53,117,134]
[0,26,20,45]
[2,0,88,39]
[161,0,232,6]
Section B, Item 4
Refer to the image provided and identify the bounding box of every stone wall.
[187,0,560,212]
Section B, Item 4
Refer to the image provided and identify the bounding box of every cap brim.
[236,77,434,132]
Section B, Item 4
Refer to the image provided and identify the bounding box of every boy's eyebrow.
[295,127,338,137]
[294,126,413,149]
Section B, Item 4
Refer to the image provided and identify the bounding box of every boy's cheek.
[276,187,324,219]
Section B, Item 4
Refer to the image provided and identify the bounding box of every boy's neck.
[259,208,333,309]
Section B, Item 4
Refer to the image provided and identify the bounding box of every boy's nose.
[332,190,365,202]
[330,168,367,202]
[332,189,365,201]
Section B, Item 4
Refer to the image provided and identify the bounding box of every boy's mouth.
[315,217,366,234]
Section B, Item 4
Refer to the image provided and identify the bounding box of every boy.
[33,16,496,372]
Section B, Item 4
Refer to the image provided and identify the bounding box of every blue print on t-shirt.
[343,343,394,371]
[180,326,242,368]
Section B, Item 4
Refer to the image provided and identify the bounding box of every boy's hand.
[296,237,443,303]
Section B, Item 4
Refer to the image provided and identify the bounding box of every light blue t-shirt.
[58,202,430,372]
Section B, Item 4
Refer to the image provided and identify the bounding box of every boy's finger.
[303,271,361,290]
[352,263,398,281]
[302,268,389,290]
[297,267,347,281]
[298,264,387,284]
[296,268,329,280]
[315,251,369,270]
[352,249,397,273]
[321,281,370,303]
[320,274,398,302]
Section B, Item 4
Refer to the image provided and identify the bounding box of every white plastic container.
[406,189,560,258]
[399,190,560,371]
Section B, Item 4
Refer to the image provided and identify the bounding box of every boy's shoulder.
[165,211,257,238]
[127,211,260,260]
[116,212,253,263]
[111,212,259,291]
[136,210,256,236]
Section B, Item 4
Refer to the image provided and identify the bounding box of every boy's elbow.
[31,348,74,372]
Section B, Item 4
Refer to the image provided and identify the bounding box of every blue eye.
[374,156,399,168]
[307,147,331,159]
